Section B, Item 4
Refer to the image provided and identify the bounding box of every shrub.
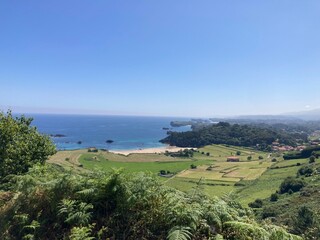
[271,158,277,162]
[258,156,264,160]
[262,206,278,219]
[190,164,197,169]
[309,156,316,163]
[247,156,252,161]
[279,177,305,194]
[236,151,241,156]
[270,193,278,202]
[248,199,263,208]
[297,166,314,177]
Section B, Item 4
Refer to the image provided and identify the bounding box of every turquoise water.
[29,114,190,150]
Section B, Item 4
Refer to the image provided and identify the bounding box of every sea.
[27,114,191,151]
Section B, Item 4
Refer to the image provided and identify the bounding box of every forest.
[161,122,302,150]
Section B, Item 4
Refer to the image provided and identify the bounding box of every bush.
[206,152,210,156]
[297,166,314,177]
[190,164,197,169]
[248,199,263,208]
[258,156,264,160]
[279,177,305,194]
[236,151,241,156]
[271,158,277,162]
[270,193,278,202]
[247,156,252,161]
[262,206,278,219]
[294,206,316,234]
[309,156,316,163]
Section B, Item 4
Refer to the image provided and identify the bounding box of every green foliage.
[248,198,263,208]
[279,177,305,194]
[69,226,94,240]
[167,226,192,240]
[297,166,314,177]
[293,206,317,235]
[161,122,298,150]
[309,156,316,163]
[284,146,320,160]
[0,111,56,179]
[0,165,300,239]
[223,221,269,240]
[164,149,194,158]
[58,199,93,226]
[190,164,197,169]
[236,151,241,156]
[270,193,278,202]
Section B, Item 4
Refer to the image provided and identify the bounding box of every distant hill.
[284,108,320,121]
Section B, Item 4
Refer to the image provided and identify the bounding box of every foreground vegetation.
[0,165,302,240]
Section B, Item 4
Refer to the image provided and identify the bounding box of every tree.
[0,111,56,179]
[236,151,241,156]
[279,177,305,194]
[309,156,316,163]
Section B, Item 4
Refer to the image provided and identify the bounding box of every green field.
[50,144,305,205]
[79,153,214,174]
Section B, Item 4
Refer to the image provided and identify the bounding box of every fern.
[69,226,94,240]
[167,226,192,240]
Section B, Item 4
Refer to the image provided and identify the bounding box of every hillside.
[160,122,301,150]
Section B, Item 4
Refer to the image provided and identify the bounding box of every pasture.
[49,144,301,204]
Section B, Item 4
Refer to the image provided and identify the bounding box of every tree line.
[161,122,301,150]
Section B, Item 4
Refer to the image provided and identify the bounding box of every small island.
[106,140,114,144]
[50,134,66,138]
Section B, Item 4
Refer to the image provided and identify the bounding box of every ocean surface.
[28,114,191,150]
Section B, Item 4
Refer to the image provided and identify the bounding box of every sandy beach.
[109,145,193,156]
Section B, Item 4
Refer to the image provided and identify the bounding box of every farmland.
[48,144,302,204]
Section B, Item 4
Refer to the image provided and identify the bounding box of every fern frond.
[167,226,192,240]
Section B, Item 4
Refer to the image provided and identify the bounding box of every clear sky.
[1,1,320,117]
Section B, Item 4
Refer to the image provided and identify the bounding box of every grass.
[79,153,214,174]
[176,158,273,182]
[236,160,307,205]
[195,144,271,162]
[166,177,235,197]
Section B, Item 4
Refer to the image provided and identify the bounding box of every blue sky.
[1,1,320,117]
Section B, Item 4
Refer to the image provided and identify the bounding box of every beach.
[109,145,193,156]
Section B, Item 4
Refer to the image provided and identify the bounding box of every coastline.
[109,145,193,156]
